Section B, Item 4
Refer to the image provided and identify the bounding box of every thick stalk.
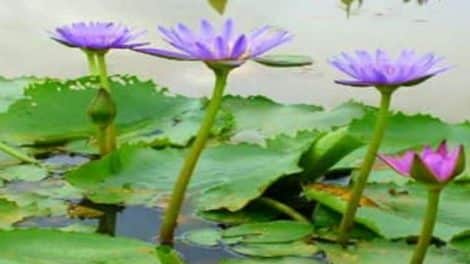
[0,142,38,164]
[337,89,393,245]
[410,188,441,264]
[258,197,309,223]
[159,68,230,245]
[84,50,98,76]
[95,52,116,154]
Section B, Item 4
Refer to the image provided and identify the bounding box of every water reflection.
[340,0,429,17]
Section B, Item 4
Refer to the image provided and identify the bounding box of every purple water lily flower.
[133,19,293,67]
[51,22,148,51]
[330,49,449,88]
[379,141,465,184]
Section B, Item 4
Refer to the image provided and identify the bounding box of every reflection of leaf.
[66,132,316,211]
[0,229,161,264]
[304,182,470,241]
[208,0,228,14]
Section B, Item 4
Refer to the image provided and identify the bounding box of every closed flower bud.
[87,88,117,128]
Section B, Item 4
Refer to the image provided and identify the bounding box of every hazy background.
[0,0,468,122]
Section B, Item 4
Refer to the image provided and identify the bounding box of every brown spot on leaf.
[307,183,378,207]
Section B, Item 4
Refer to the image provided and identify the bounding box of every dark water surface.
[0,0,469,122]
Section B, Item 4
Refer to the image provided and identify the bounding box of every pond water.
[0,0,468,122]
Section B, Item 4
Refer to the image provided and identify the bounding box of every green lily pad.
[254,55,313,67]
[221,258,322,264]
[304,182,470,241]
[0,199,35,229]
[0,164,47,182]
[321,240,469,264]
[300,127,364,181]
[182,228,222,247]
[0,75,210,147]
[0,76,33,113]
[66,132,316,211]
[222,220,314,244]
[0,229,161,264]
[231,241,318,258]
[223,96,365,144]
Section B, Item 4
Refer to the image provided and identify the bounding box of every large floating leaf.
[221,257,322,264]
[0,75,208,146]
[185,221,317,258]
[66,132,316,211]
[223,96,365,144]
[304,182,470,241]
[0,229,161,264]
[254,55,313,68]
[0,164,47,182]
[222,220,314,243]
[336,106,470,170]
[0,76,33,113]
[321,240,469,264]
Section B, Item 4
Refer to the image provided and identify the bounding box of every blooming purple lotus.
[330,49,449,88]
[51,22,148,51]
[379,141,465,184]
[133,19,293,67]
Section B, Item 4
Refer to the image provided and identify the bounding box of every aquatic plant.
[380,141,465,264]
[51,22,147,155]
[330,49,449,244]
[135,18,312,244]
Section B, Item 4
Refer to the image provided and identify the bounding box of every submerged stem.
[0,142,39,165]
[159,68,230,245]
[337,89,393,245]
[410,187,441,264]
[258,197,309,223]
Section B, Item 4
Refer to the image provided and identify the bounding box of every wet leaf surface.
[0,229,161,264]
[66,132,316,211]
[304,182,470,241]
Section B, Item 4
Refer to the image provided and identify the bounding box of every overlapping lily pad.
[0,76,33,113]
[0,229,161,264]
[223,96,365,144]
[0,75,212,147]
[304,182,470,241]
[66,132,317,211]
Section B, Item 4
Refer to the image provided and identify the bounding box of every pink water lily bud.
[379,141,465,185]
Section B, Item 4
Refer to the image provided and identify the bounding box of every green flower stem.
[337,89,393,245]
[96,52,111,91]
[84,50,98,76]
[95,52,116,154]
[410,187,441,264]
[258,197,310,223]
[159,68,230,245]
[0,142,39,164]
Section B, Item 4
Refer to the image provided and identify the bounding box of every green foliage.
[0,229,161,264]
[0,75,208,147]
[254,55,313,67]
[321,240,469,264]
[0,76,32,113]
[304,182,470,241]
[208,0,228,14]
[223,96,364,144]
[66,132,316,211]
